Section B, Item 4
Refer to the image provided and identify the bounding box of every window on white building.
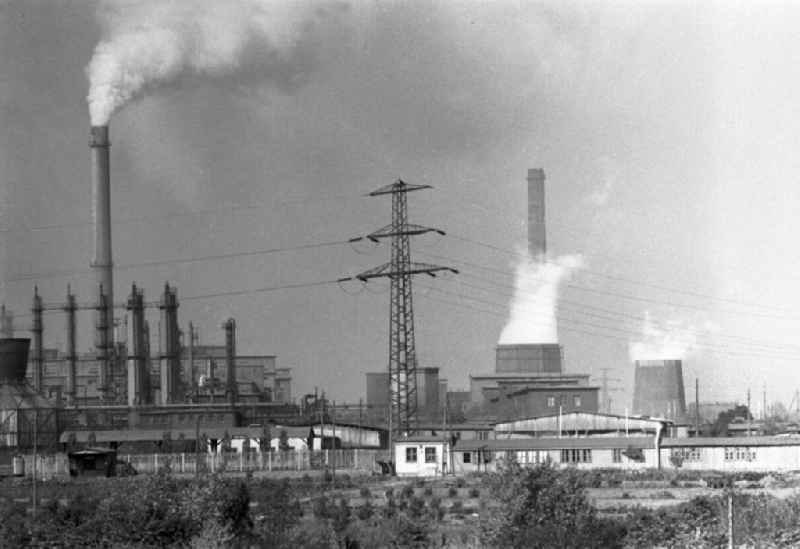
[405,447,417,463]
[547,396,556,408]
[613,448,622,463]
[463,452,472,464]
[573,395,582,408]
[424,446,437,463]
[560,449,592,463]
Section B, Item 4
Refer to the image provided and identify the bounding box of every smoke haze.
[629,312,711,362]
[498,251,582,345]
[86,0,343,124]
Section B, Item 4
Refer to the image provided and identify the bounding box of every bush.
[456,477,466,488]
[450,500,464,516]
[401,484,415,499]
[384,487,394,498]
[423,486,433,496]
[468,487,480,498]
[429,496,445,521]
[359,486,371,498]
[480,462,627,549]
[448,486,458,497]
[356,499,374,521]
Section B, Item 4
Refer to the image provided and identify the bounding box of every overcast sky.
[3,0,800,413]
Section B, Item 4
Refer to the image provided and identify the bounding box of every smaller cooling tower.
[632,359,686,420]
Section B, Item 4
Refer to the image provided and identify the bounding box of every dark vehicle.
[68,447,118,478]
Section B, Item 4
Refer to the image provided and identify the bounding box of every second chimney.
[527,168,546,260]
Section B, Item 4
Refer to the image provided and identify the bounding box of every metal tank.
[0,338,30,384]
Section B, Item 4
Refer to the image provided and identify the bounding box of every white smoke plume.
[629,312,715,362]
[498,251,583,344]
[86,0,345,125]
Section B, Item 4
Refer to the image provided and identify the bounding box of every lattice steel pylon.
[352,180,457,440]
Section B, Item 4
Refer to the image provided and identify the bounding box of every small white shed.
[394,436,450,477]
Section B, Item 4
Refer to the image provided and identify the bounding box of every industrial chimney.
[224,318,237,405]
[90,126,114,347]
[527,168,546,260]
[159,283,180,405]
[127,284,148,406]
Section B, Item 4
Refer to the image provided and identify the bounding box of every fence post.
[354,449,358,470]
[154,453,159,472]
[181,453,185,473]
[240,451,244,472]
[268,451,272,472]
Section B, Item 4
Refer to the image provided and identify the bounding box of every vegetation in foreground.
[2,465,800,547]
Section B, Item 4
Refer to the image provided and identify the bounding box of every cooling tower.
[496,343,562,374]
[632,359,687,420]
[528,168,546,259]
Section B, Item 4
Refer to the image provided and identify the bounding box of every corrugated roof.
[662,436,800,447]
[456,436,655,451]
[494,411,668,433]
[396,435,448,443]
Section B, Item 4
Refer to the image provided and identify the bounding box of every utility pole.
[332,400,336,481]
[188,322,198,401]
[695,378,700,438]
[32,408,37,518]
[747,389,752,437]
[347,180,457,450]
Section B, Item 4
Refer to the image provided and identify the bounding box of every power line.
[417,282,800,361]
[444,233,799,316]
[0,194,361,234]
[454,271,800,354]
[416,249,800,323]
[7,239,348,283]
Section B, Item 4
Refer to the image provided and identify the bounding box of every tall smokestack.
[90,126,113,347]
[527,168,546,260]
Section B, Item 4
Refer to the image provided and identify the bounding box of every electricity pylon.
[351,180,457,441]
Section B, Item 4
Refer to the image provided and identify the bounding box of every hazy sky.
[3,0,800,413]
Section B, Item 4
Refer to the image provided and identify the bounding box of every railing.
[16,449,392,478]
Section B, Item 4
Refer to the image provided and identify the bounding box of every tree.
[711,405,753,436]
[480,462,625,548]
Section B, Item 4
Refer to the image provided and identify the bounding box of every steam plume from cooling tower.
[629,312,714,361]
[86,0,341,125]
[498,250,582,344]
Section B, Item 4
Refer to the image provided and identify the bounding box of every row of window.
[546,395,582,408]
[670,447,759,462]
[459,448,637,465]
[724,447,757,462]
[405,446,438,464]
[560,449,592,463]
